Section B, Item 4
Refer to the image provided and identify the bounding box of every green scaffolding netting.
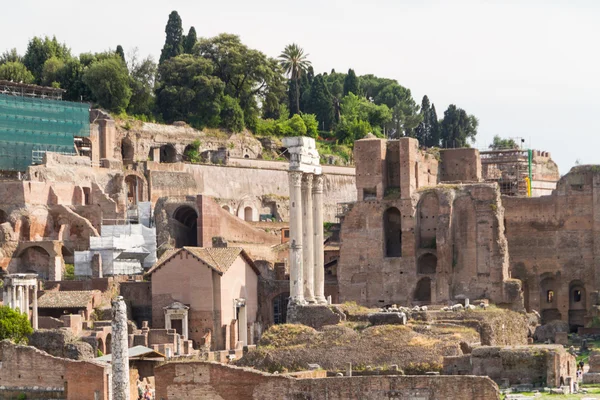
[0,94,90,171]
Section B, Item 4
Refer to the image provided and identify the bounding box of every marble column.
[288,171,305,304]
[11,285,16,310]
[182,311,189,341]
[32,284,38,330]
[24,285,30,317]
[313,174,327,304]
[301,173,315,303]
[17,286,23,313]
[111,296,130,400]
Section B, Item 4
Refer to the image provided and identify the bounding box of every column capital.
[301,173,313,190]
[288,170,303,187]
[312,174,324,193]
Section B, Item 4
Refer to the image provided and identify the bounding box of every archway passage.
[173,206,198,248]
[244,206,253,222]
[160,144,178,163]
[19,246,51,280]
[273,292,289,324]
[104,333,112,355]
[569,281,586,332]
[540,276,561,324]
[222,205,231,213]
[417,253,437,274]
[97,337,105,356]
[414,277,432,303]
[384,207,402,257]
[121,138,134,164]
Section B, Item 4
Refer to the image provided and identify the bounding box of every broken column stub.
[111,296,130,400]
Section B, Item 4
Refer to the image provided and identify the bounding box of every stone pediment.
[163,301,189,310]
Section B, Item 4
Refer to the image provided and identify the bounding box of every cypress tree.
[183,27,197,54]
[343,68,360,96]
[116,45,125,63]
[306,75,335,131]
[415,95,442,147]
[159,11,184,64]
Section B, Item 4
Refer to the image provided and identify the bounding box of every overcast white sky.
[2,0,598,173]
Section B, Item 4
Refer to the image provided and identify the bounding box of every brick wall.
[155,361,501,400]
[440,148,482,182]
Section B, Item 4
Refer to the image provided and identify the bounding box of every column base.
[314,296,328,305]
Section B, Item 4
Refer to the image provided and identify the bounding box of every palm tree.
[279,44,311,115]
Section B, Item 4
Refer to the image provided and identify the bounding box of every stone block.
[286,304,345,329]
[368,312,407,326]
[554,332,568,345]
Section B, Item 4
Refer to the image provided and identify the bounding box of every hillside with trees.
[0,10,479,154]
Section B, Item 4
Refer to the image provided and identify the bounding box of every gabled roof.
[146,247,260,276]
[37,290,98,309]
[96,345,165,362]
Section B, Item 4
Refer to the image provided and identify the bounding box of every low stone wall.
[0,387,64,399]
[155,361,500,400]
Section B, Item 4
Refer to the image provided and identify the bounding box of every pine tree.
[343,68,360,96]
[159,11,184,64]
[306,75,335,131]
[183,27,197,54]
[116,45,125,63]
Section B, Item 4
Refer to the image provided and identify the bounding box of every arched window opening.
[547,290,554,303]
[222,205,231,213]
[19,246,51,280]
[384,207,402,257]
[121,138,134,164]
[105,334,112,354]
[417,253,437,274]
[244,206,253,222]
[173,206,198,248]
[414,278,432,303]
[574,290,582,303]
[160,145,178,163]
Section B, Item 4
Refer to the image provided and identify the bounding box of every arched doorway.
[173,206,198,247]
[384,207,402,257]
[104,333,112,355]
[97,337,105,356]
[160,145,178,163]
[414,277,432,303]
[273,292,289,324]
[244,206,253,222]
[417,253,437,274]
[19,246,51,280]
[222,205,231,213]
[124,175,145,206]
[121,138,134,164]
[569,281,586,332]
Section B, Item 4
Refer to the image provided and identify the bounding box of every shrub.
[0,305,33,344]
[220,95,245,133]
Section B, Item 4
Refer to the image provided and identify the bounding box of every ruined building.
[339,135,599,332]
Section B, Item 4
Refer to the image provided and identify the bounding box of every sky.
[2,0,598,174]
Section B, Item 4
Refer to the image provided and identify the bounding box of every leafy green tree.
[414,95,440,147]
[159,11,184,64]
[374,82,421,137]
[155,54,224,128]
[287,114,307,136]
[183,27,197,54]
[0,62,35,83]
[41,57,65,87]
[279,43,311,115]
[0,48,22,65]
[301,113,318,138]
[83,57,132,113]
[343,68,360,96]
[184,139,202,162]
[489,135,518,150]
[116,45,126,62]
[220,95,245,132]
[440,104,478,148]
[306,75,335,131]
[127,55,157,116]
[22,36,71,83]
[0,305,33,344]
[58,57,89,101]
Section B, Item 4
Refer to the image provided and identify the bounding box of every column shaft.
[24,285,30,317]
[288,171,305,304]
[32,284,38,330]
[301,173,315,303]
[313,174,327,304]
[183,312,189,341]
[17,286,23,313]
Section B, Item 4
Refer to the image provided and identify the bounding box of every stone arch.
[417,192,439,249]
[160,144,178,163]
[173,206,198,247]
[244,206,254,222]
[18,246,51,280]
[97,337,105,355]
[414,277,432,303]
[417,253,437,274]
[540,276,560,324]
[104,333,112,355]
[222,205,231,213]
[183,143,199,162]
[121,138,135,164]
[569,280,586,332]
[383,207,402,257]
[124,173,147,206]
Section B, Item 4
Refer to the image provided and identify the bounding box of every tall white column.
[17,286,23,313]
[288,171,305,304]
[313,174,327,304]
[111,296,130,400]
[165,314,171,330]
[24,285,30,317]
[182,312,189,340]
[11,285,16,310]
[301,173,315,303]
[32,284,38,330]
[238,306,248,346]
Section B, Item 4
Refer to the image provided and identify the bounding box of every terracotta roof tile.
[146,247,257,276]
[37,290,97,309]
